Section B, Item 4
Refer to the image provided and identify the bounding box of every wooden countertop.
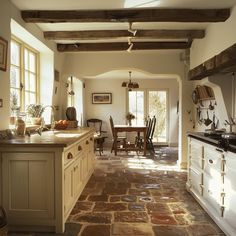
[0,127,94,148]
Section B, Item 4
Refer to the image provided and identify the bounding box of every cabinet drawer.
[64,147,76,166]
[203,173,222,216]
[189,167,203,196]
[204,147,223,181]
[74,140,85,157]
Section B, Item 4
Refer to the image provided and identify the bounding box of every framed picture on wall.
[92,93,112,104]
[0,36,8,71]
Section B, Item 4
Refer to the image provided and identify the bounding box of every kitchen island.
[187,132,236,236]
[0,128,95,233]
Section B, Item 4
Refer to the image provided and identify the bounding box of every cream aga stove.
[187,134,236,236]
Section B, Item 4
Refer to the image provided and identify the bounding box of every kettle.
[0,206,7,228]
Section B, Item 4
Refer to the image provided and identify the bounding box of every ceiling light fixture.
[122,71,139,91]
[127,37,134,52]
[128,22,137,36]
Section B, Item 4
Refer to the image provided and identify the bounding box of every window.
[10,37,39,114]
[128,89,168,143]
[67,76,74,107]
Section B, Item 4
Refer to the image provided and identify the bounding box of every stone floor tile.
[186,224,219,236]
[109,196,121,202]
[128,203,145,211]
[129,189,150,196]
[70,202,94,215]
[152,225,189,236]
[80,225,110,236]
[114,212,149,223]
[168,203,187,214]
[174,215,189,225]
[112,223,153,235]
[103,187,127,195]
[87,195,109,202]
[151,213,178,225]
[146,203,171,214]
[121,195,137,202]
[93,202,127,211]
[78,195,87,201]
[72,212,112,223]
[154,196,178,203]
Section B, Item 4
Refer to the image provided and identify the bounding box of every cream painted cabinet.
[0,129,95,233]
[2,153,54,221]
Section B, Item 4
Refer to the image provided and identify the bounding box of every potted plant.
[26,104,45,125]
[10,92,20,125]
[126,112,135,126]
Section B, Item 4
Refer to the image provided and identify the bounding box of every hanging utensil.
[209,100,214,110]
[204,110,212,126]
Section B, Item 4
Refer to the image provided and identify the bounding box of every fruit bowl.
[54,120,69,130]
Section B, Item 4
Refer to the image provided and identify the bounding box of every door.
[128,89,168,144]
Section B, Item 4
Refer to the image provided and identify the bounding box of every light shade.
[121,71,139,90]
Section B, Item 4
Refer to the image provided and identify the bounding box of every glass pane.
[24,92,30,110]
[10,66,20,88]
[29,92,36,104]
[29,73,36,92]
[29,52,36,72]
[10,89,21,115]
[128,91,144,125]
[24,49,29,70]
[11,41,20,66]
[149,91,167,142]
[24,71,30,90]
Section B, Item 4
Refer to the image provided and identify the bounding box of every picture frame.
[92,93,112,104]
[0,36,8,71]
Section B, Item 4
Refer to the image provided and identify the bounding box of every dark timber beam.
[22,9,230,23]
[57,41,192,52]
[44,30,205,40]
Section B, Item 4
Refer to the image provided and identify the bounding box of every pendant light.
[122,71,139,91]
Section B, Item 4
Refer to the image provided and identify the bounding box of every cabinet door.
[203,173,222,216]
[73,157,82,198]
[189,167,203,196]
[204,145,223,181]
[2,153,54,220]
[224,152,236,232]
[64,163,74,216]
[190,139,204,170]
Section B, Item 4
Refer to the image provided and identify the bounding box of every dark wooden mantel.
[188,43,236,80]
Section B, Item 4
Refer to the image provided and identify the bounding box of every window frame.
[10,36,40,112]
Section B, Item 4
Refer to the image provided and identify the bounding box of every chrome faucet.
[43,105,55,131]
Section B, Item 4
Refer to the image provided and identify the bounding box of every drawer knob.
[78,145,82,151]
[209,159,213,164]
[67,152,73,159]
[90,137,93,141]
[86,140,89,145]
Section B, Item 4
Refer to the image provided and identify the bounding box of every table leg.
[143,130,147,156]
[114,130,118,156]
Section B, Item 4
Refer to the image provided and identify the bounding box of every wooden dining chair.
[136,115,156,152]
[87,118,107,155]
[109,116,127,153]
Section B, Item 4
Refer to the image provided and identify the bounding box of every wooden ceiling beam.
[57,41,192,52]
[22,8,230,23]
[44,29,205,40]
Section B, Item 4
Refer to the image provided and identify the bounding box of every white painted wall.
[85,78,179,146]
[190,5,236,134]
[0,0,11,129]
[190,5,236,69]
[61,51,192,168]
[0,1,65,129]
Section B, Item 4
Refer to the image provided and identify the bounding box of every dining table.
[113,124,147,155]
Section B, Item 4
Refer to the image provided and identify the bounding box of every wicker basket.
[67,120,78,128]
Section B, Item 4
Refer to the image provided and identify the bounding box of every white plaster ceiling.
[10,0,236,45]
[10,0,236,79]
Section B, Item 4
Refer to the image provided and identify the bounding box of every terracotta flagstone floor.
[8,147,225,236]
